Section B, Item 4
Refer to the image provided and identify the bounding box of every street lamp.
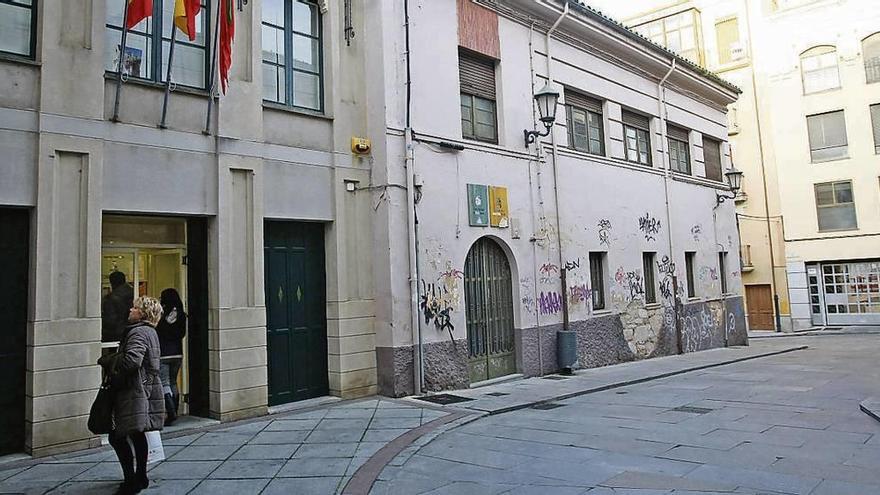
[715,165,744,207]
[524,82,561,148]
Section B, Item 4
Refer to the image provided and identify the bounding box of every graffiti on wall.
[569,284,591,306]
[539,262,559,285]
[690,224,702,242]
[613,267,645,303]
[698,266,720,294]
[563,258,581,272]
[420,280,456,336]
[539,291,563,315]
[597,219,612,247]
[520,277,536,315]
[638,213,661,241]
[656,255,677,301]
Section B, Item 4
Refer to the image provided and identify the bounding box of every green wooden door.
[0,209,28,455]
[264,222,328,406]
[465,238,516,383]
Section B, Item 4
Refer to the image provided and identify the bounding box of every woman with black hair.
[156,288,187,425]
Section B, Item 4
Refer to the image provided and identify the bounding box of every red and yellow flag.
[126,0,153,29]
[173,0,201,41]
[219,0,235,94]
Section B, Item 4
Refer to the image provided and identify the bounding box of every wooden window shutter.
[459,51,496,100]
[565,89,602,114]
[704,137,723,181]
[667,125,690,142]
[622,110,650,130]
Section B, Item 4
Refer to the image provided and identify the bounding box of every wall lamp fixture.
[524,83,561,148]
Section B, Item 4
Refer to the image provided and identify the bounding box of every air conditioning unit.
[730,41,747,61]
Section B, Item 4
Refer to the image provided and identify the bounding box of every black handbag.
[88,378,115,434]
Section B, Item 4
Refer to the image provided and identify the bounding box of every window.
[589,252,606,310]
[633,10,702,65]
[719,252,728,294]
[801,46,840,94]
[704,137,723,181]
[459,50,497,143]
[871,104,880,154]
[643,252,657,304]
[105,0,209,89]
[815,181,857,231]
[565,90,604,155]
[623,110,652,166]
[667,125,691,174]
[715,17,741,65]
[807,111,848,162]
[685,252,696,298]
[863,33,880,84]
[262,0,323,110]
[0,0,35,58]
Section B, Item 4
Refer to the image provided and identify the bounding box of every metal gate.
[464,238,516,383]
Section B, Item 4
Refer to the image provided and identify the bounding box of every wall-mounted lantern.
[716,165,744,206]
[523,83,561,148]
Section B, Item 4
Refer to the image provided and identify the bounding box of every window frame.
[667,135,691,175]
[685,252,697,298]
[633,10,703,65]
[566,100,604,156]
[643,252,657,304]
[589,252,607,311]
[105,0,211,90]
[261,0,324,112]
[870,103,880,155]
[863,32,880,84]
[800,46,840,95]
[460,93,498,144]
[0,0,37,60]
[806,110,848,163]
[622,112,652,166]
[814,180,858,232]
[703,137,724,182]
[718,252,728,295]
[715,16,740,65]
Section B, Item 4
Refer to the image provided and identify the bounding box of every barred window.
[863,33,880,84]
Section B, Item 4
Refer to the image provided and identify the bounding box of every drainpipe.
[528,20,544,375]
[544,2,578,373]
[657,58,681,352]
[404,0,422,395]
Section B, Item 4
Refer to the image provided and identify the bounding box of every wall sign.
[467,184,489,227]
[489,186,509,228]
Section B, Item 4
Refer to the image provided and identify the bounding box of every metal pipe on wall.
[657,58,679,351]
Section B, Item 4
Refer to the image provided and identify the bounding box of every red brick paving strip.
[341,411,472,495]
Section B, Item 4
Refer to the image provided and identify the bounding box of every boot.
[164,393,177,426]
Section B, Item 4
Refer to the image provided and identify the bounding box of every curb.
[475,345,809,416]
[860,399,880,423]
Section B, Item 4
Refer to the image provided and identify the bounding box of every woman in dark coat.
[104,296,165,494]
[156,288,187,425]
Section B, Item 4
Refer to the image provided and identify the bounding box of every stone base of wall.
[376,346,414,398]
[517,296,748,376]
[376,339,469,396]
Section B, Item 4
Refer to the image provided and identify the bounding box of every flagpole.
[159,27,178,129]
[203,0,222,135]
[111,0,131,122]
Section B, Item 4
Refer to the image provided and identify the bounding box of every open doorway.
[101,215,209,418]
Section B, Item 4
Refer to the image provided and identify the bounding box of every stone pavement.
[0,399,450,495]
[375,334,880,494]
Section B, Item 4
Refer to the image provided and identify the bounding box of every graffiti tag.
[538,291,563,315]
[638,213,661,241]
[597,219,612,247]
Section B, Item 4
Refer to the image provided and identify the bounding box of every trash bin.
[556,330,577,374]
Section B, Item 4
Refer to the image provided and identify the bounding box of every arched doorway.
[464,237,516,383]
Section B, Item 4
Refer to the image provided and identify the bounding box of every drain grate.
[485,392,510,397]
[542,375,569,380]
[413,393,475,405]
[532,402,565,410]
[671,405,713,414]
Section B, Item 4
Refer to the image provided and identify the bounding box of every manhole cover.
[413,393,474,405]
[542,375,569,380]
[671,405,713,414]
[532,403,565,410]
[485,392,510,397]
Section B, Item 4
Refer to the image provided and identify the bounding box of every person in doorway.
[103,296,165,495]
[156,288,187,426]
[102,271,134,342]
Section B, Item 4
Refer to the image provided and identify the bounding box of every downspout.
[657,58,681,352]
[404,0,423,395]
[546,2,569,331]
[528,20,543,375]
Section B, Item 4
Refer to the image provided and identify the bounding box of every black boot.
[164,393,177,426]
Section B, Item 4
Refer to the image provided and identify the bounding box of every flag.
[173,0,201,41]
[126,0,153,30]
[219,0,234,94]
